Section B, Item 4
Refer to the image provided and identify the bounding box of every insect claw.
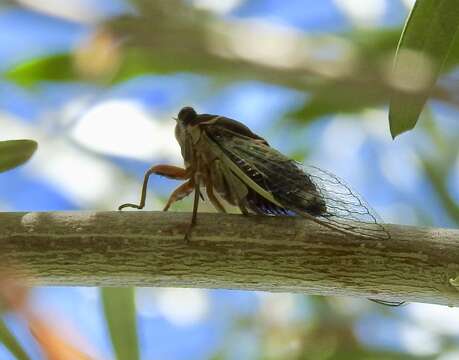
[118,203,140,211]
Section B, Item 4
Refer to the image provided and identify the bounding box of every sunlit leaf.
[101,288,139,360]
[0,140,37,173]
[389,0,459,138]
[288,81,388,124]
[3,48,170,86]
[0,319,32,360]
[288,28,401,123]
[5,54,75,87]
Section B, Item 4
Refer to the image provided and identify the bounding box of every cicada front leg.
[119,164,203,242]
[161,179,199,243]
[118,165,190,210]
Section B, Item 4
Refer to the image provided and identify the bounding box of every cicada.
[119,106,390,242]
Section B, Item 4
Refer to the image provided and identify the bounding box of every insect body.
[119,107,389,241]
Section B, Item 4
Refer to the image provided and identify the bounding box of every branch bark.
[1,211,459,306]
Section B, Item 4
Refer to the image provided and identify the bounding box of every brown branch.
[1,211,459,306]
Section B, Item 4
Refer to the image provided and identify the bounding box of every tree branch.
[1,211,459,306]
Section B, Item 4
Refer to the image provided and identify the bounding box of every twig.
[1,211,459,306]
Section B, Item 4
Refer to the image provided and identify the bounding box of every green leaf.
[287,28,401,124]
[101,288,139,360]
[389,0,459,138]
[3,49,167,86]
[0,318,32,360]
[5,54,75,87]
[0,140,37,173]
[288,82,388,124]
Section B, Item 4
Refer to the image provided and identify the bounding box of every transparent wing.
[303,165,390,240]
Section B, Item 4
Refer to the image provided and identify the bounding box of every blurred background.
[1,0,459,359]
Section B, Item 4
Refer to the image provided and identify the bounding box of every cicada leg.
[206,186,226,213]
[119,164,202,243]
[118,165,190,210]
[184,180,201,243]
[203,172,226,213]
[217,161,249,215]
[163,180,194,211]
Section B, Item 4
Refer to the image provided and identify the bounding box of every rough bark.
[1,211,459,306]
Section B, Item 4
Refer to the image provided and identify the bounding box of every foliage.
[389,0,459,137]
[101,288,140,360]
[0,319,31,360]
[0,140,37,174]
[3,1,459,138]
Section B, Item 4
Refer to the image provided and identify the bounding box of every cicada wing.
[205,125,390,240]
[303,165,390,240]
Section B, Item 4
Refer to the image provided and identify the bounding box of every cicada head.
[174,106,204,167]
[177,106,198,125]
[175,106,201,142]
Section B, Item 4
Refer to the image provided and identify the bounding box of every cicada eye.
[177,106,197,125]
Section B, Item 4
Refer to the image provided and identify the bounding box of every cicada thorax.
[175,118,259,212]
[175,116,233,201]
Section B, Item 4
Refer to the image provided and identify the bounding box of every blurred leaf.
[5,3,459,132]
[422,159,459,225]
[289,81,388,124]
[288,28,401,123]
[5,54,75,87]
[0,273,29,314]
[29,319,94,360]
[0,319,31,360]
[0,0,16,9]
[389,0,459,138]
[417,112,459,225]
[101,288,139,360]
[0,272,94,359]
[347,27,401,60]
[0,273,31,360]
[0,140,37,173]
[325,349,436,360]
[3,47,205,86]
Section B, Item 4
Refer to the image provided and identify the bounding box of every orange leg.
[119,165,190,210]
[149,165,189,180]
[163,181,194,211]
